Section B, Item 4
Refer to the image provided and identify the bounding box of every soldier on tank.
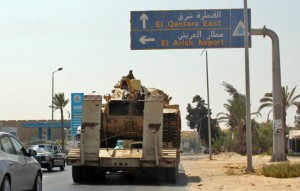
[127,70,135,79]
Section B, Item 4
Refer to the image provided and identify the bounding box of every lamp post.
[50,67,63,141]
[88,90,96,95]
[201,49,212,160]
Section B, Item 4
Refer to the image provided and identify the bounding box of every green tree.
[212,130,227,153]
[218,96,247,154]
[223,129,238,152]
[254,122,273,154]
[294,102,300,127]
[217,82,260,154]
[200,118,222,147]
[186,95,208,134]
[53,92,70,152]
[258,86,300,153]
[186,95,220,146]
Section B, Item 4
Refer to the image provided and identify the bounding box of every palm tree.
[218,97,246,128]
[294,102,300,127]
[218,100,260,154]
[53,92,70,152]
[258,86,300,152]
[218,82,260,154]
[217,82,245,129]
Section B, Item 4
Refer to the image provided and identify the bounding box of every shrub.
[262,162,300,178]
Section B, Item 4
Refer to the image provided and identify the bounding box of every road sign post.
[131,9,251,50]
[71,93,84,137]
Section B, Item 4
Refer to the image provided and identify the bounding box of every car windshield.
[28,144,52,152]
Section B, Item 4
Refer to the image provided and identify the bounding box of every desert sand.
[180,153,300,191]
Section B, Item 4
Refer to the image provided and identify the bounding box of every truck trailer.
[67,72,181,183]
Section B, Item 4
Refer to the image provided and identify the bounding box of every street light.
[88,90,96,95]
[50,67,63,141]
[201,49,212,160]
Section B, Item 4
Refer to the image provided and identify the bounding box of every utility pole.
[243,0,254,173]
[201,49,212,160]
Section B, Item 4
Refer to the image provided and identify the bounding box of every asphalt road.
[42,164,190,191]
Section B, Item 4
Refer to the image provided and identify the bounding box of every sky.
[0,0,300,131]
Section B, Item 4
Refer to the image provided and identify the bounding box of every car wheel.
[0,176,11,191]
[33,172,42,191]
[47,162,53,172]
[60,160,65,171]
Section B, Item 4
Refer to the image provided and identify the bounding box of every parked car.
[204,148,209,154]
[0,132,42,191]
[28,142,67,172]
[203,148,219,155]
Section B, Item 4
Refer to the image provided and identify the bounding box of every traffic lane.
[43,165,189,191]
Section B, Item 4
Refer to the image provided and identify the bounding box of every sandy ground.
[180,153,300,191]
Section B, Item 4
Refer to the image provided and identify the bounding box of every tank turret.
[101,71,181,149]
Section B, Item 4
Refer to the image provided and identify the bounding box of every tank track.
[163,112,181,149]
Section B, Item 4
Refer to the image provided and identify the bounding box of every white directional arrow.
[140,13,148,29]
[139,36,155,44]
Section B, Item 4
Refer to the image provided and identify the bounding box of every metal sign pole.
[244,0,254,173]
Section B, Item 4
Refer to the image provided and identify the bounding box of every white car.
[0,132,42,191]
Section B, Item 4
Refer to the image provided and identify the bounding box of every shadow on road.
[42,169,65,173]
[72,164,200,187]
[177,163,201,185]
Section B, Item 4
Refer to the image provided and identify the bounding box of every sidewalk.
[180,153,300,191]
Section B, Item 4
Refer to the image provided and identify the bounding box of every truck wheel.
[47,162,53,172]
[83,167,97,182]
[72,166,83,183]
[97,170,106,181]
[155,168,166,184]
[82,167,105,182]
[166,167,178,184]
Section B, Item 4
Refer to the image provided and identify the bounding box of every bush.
[262,162,300,178]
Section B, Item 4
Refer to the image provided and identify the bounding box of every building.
[0,120,71,147]
[181,131,201,153]
[288,130,300,153]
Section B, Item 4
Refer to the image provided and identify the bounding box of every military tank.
[101,71,181,149]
